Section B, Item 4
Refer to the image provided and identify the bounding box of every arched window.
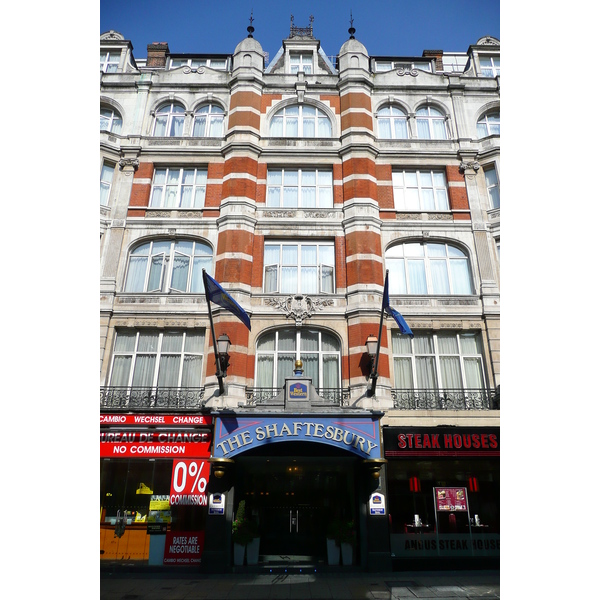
[192,104,224,137]
[386,242,473,295]
[377,105,408,139]
[124,239,213,293]
[270,105,332,137]
[153,102,185,137]
[415,106,447,140]
[477,113,500,137]
[255,328,341,389]
[100,106,122,134]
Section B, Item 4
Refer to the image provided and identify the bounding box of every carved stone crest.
[397,68,419,77]
[265,295,334,326]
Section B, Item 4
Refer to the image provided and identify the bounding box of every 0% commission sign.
[170,460,210,506]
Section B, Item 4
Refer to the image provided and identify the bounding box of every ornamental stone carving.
[264,210,296,218]
[459,161,480,174]
[118,157,139,173]
[182,66,205,75]
[397,68,419,77]
[265,295,334,326]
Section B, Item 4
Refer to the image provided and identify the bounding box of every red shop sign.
[100,414,212,426]
[100,440,211,458]
[170,459,210,507]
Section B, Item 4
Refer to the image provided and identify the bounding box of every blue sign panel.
[213,416,381,459]
[288,382,308,399]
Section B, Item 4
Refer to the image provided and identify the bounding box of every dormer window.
[480,56,500,77]
[169,57,227,70]
[100,51,120,73]
[290,53,313,74]
[375,60,432,73]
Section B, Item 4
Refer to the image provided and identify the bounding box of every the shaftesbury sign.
[213,417,381,459]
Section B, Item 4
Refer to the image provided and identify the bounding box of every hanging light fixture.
[468,476,479,492]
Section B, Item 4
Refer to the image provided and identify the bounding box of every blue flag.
[382,272,414,338]
[203,271,251,331]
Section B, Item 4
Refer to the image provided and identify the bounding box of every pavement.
[100,569,500,599]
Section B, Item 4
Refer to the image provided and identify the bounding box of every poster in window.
[435,487,467,511]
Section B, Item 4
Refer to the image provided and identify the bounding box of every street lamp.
[365,334,380,397]
[215,333,231,394]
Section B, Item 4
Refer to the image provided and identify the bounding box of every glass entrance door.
[235,455,355,560]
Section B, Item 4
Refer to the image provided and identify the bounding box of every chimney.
[147,42,170,68]
[422,49,443,73]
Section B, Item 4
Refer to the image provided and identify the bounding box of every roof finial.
[247,10,255,38]
[348,11,356,39]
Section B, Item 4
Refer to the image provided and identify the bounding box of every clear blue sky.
[100,0,499,61]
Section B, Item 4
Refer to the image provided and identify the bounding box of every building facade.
[100,21,500,571]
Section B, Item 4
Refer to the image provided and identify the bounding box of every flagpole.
[203,269,225,395]
[368,270,388,397]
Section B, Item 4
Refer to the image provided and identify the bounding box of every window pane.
[392,332,411,354]
[181,355,202,387]
[257,332,275,352]
[464,358,484,387]
[256,355,274,387]
[114,331,137,353]
[157,354,180,387]
[439,356,461,388]
[318,117,332,137]
[171,255,190,291]
[147,255,165,291]
[301,186,316,207]
[321,332,338,352]
[322,355,339,388]
[460,333,482,355]
[393,119,408,139]
[191,256,210,292]
[394,357,413,388]
[300,267,317,293]
[415,357,437,388]
[407,260,427,293]
[154,116,167,136]
[416,119,430,139]
[161,332,184,353]
[388,260,407,294]
[318,186,333,207]
[278,330,296,351]
[125,256,148,292]
[184,332,205,353]
[437,334,459,354]
[285,118,298,136]
[430,260,450,294]
[281,245,298,265]
[414,334,434,354]
[301,245,317,264]
[267,186,281,207]
[110,356,132,386]
[421,188,435,210]
[300,330,319,351]
[277,354,295,387]
[194,186,206,208]
[193,116,206,136]
[132,355,156,387]
[303,118,315,137]
[427,243,446,257]
[379,119,392,139]
[450,260,472,294]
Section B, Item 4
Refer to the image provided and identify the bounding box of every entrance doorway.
[235,452,356,561]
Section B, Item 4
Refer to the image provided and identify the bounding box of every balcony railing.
[100,387,206,411]
[245,387,350,408]
[391,388,499,411]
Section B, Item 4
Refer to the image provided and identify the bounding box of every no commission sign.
[100,440,211,458]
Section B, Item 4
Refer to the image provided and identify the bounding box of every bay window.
[484,166,500,209]
[255,328,340,389]
[392,331,486,390]
[149,167,207,209]
[386,242,473,295]
[100,162,115,206]
[392,170,449,211]
[264,242,335,294]
[266,168,333,208]
[124,239,213,293]
[109,329,205,388]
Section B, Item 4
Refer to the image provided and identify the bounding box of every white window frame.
[415,106,448,140]
[263,241,335,295]
[484,165,500,209]
[392,170,449,211]
[255,328,341,389]
[290,52,313,74]
[479,56,500,77]
[266,168,333,208]
[100,161,115,206]
[477,113,500,138]
[392,331,486,390]
[100,107,122,134]
[192,104,225,138]
[100,51,120,73]
[377,106,409,139]
[152,102,186,137]
[375,60,432,72]
[123,239,213,294]
[149,167,207,209]
[386,242,474,295]
[169,57,227,70]
[108,329,205,388]
[269,105,332,138]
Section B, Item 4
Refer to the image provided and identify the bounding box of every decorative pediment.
[265,295,334,325]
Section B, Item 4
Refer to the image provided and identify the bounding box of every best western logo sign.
[213,417,381,459]
[289,382,308,398]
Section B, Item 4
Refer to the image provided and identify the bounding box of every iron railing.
[100,387,206,411]
[245,387,350,407]
[391,388,499,411]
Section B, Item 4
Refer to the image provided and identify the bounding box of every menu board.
[435,487,467,511]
